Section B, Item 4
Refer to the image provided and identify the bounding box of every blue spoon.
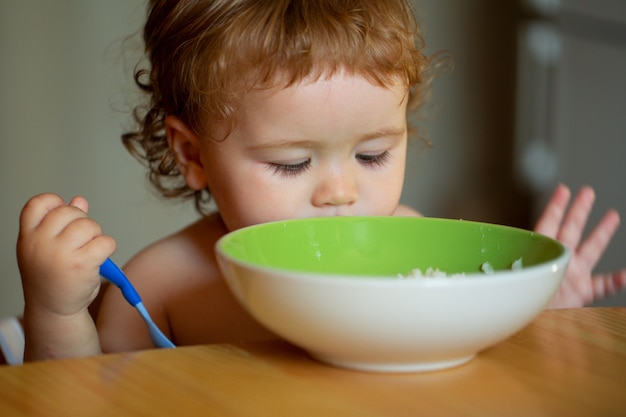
[99,258,175,349]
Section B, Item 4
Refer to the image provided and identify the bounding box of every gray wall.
[0,0,198,318]
[517,0,626,306]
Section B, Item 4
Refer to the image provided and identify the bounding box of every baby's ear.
[165,116,208,190]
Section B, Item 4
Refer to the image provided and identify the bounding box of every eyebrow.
[359,126,407,141]
[248,127,407,151]
[248,140,318,151]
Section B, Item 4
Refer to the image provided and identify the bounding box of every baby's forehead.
[201,71,409,141]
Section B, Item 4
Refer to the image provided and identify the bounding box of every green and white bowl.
[216,217,569,373]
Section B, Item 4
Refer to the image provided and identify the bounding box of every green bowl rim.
[215,216,571,285]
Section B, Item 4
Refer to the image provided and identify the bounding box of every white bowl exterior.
[217,251,569,372]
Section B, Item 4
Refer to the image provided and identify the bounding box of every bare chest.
[165,274,276,346]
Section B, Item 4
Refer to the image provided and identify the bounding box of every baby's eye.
[356,151,391,167]
[267,159,311,178]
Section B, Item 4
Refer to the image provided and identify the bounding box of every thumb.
[68,196,89,214]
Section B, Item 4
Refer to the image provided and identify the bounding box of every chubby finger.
[591,269,626,302]
[57,216,105,246]
[556,186,595,250]
[19,193,67,232]
[577,209,620,269]
[57,208,116,262]
[79,234,117,267]
[31,203,90,239]
[534,184,571,238]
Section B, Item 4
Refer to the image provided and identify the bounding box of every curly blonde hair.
[123,0,437,214]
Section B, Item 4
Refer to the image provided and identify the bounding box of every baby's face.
[199,73,409,231]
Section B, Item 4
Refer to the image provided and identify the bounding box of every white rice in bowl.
[400,257,523,279]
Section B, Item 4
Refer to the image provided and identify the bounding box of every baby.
[16,0,625,361]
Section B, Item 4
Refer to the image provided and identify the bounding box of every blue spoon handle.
[99,258,175,348]
[99,258,141,306]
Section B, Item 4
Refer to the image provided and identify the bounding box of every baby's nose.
[311,171,358,208]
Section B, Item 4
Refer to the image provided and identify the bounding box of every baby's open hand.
[17,193,116,317]
[534,184,626,308]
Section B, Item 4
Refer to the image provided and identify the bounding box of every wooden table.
[1,308,625,416]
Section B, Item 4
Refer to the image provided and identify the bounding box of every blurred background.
[1,0,624,319]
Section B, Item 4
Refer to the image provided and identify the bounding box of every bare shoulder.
[97,213,252,352]
[393,204,422,217]
[99,213,275,350]
[122,212,227,288]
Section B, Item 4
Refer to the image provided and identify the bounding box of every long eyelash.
[358,151,391,167]
[268,160,311,177]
